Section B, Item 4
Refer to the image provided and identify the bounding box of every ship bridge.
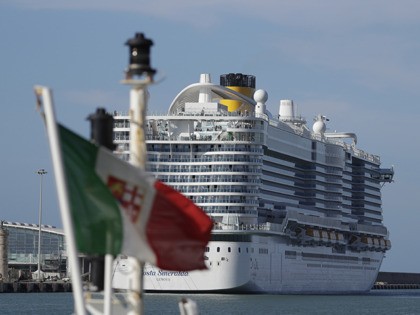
[371,167,394,183]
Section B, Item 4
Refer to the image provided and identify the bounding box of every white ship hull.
[114,235,383,293]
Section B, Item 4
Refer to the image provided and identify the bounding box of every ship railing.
[146,134,262,142]
[212,222,284,233]
[226,122,265,130]
[113,110,130,117]
[350,223,388,236]
[177,187,259,193]
[194,199,259,205]
[148,156,262,163]
[113,121,131,128]
[114,134,130,141]
[353,148,380,164]
[159,178,260,184]
[149,167,262,174]
[311,134,381,164]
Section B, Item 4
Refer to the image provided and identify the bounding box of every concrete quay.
[0,281,72,293]
[372,272,420,290]
[1,272,419,293]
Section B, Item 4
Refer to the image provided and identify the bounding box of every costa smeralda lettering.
[143,270,189,277]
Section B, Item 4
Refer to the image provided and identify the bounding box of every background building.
[2,221,66,280]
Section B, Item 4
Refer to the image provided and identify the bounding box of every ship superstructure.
[112,73,393,293]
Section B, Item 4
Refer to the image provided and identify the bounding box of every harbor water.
[0,291,420,314]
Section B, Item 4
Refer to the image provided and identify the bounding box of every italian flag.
[58,124,212,271]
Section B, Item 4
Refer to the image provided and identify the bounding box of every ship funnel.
[279,100,295,120]
[198,73,212,103]
[200,73,211,84]
[219,73,256,112]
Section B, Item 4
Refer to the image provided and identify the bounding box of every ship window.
[205,247,210,252]
[238,248,241,253]
[217,247,220,252]
[228,247,231,253]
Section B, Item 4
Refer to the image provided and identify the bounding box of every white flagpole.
[120,32,156,315]
[35,86,86,315]
[103,253,114,315]
[129,87,148,169]
[123,81,151,315]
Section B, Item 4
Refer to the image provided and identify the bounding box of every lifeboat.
[336,232,345,245]
[320,230,330,245]
[361,236,374,250]
[303,228,322,245]
[328,231,337,243]
[372,238,382,251]
[379,239,387,251]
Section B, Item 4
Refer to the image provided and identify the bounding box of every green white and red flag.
[39,90,212,272]
[58,125,212,271]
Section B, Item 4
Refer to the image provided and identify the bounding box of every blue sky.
[1,1,419,273]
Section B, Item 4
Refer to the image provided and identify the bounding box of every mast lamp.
[125,32,156,78]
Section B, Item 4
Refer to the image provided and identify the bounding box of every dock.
[0,281,72,293]
[372,272,420,290]
[0,272,419,293]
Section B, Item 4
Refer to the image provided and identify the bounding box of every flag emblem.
[107,175,144,223]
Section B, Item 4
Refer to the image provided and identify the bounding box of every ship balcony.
[147,145,263,154]
[156,176,261,184]
[149,168,262,175]
[226,121,264,130]
[212,222,284,235]
[147,156,262,163]
[192,198,258,205]
[179,189,259,195]
[113,134,130,141]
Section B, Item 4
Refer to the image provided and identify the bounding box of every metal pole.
[37,169,47,282]
[36,86,86,315]
[129,87,148,168]
[87,108,116,314]
[87,108,115,293]
[123,32,156,315]
[116,82,150,315]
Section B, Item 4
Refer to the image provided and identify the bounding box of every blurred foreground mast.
[121,32,156,315]
[87,108,116,293]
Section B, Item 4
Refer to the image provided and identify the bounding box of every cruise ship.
[111,73,394,293]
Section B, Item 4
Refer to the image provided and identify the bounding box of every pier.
[372,272,420,290]
[0,272,419,293]
[0,281,72,293]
